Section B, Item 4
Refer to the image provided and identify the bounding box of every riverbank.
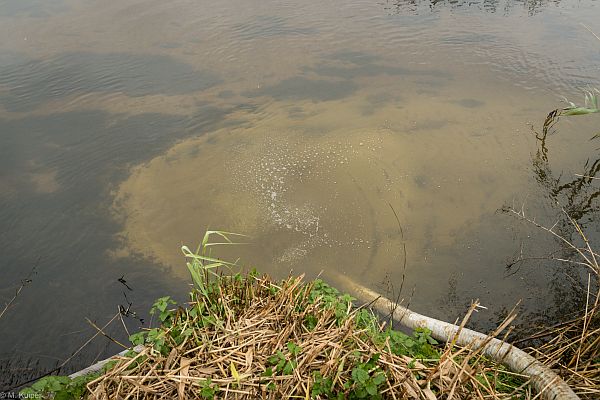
[19,230,599,399]
[22,273,537,399]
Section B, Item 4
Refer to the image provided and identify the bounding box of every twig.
[9,312,122,390]
[580,23,600,42]
[574,174,600,180]
[0,260,39,320]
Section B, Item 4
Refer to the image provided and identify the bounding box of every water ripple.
[0,52,221,112]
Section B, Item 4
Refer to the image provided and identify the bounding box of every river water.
[1,0,599,387]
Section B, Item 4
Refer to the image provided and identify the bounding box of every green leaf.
[54,392,72,400]
[151,296,175,313]
[365,382,378,396]
[355,386,368,398]
[199,378,218,399]
[31,379,48,391]
[562,107,599,116]
[303,314,318,330]
[352,367,369,384]
[373,372,386,385]
[159,310,171,323]
[367,353,380,366]
[283,361,294,375]
[287,341,301,356]
[277,358,286,372]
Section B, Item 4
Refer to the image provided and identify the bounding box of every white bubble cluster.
[228,137,350,260]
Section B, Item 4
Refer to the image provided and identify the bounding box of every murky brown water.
[1,0,600,387]
[114,82,530,277]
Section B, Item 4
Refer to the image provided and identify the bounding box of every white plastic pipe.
[332,274,580,400]
[69,345,145,379]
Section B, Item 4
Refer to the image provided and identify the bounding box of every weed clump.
[22,232,533,399]
[86,273,423,398]
[84,271,529,399]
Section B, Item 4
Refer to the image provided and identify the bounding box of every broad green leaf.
[352,367,369,384]
[366,382,378,396]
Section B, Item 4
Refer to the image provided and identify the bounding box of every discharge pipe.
[332,274,579,400]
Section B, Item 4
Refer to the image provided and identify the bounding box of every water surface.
[1,0,600,387]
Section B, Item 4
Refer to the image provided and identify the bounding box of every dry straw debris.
[86,272,531,399]
[507,205,600,399]
[524,307,599,399]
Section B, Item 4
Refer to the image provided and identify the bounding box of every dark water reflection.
[0,108,235,387]
[531,110,600,229]
[0,0,599,389]
[498,111,600,333]
[384,0,567,15]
